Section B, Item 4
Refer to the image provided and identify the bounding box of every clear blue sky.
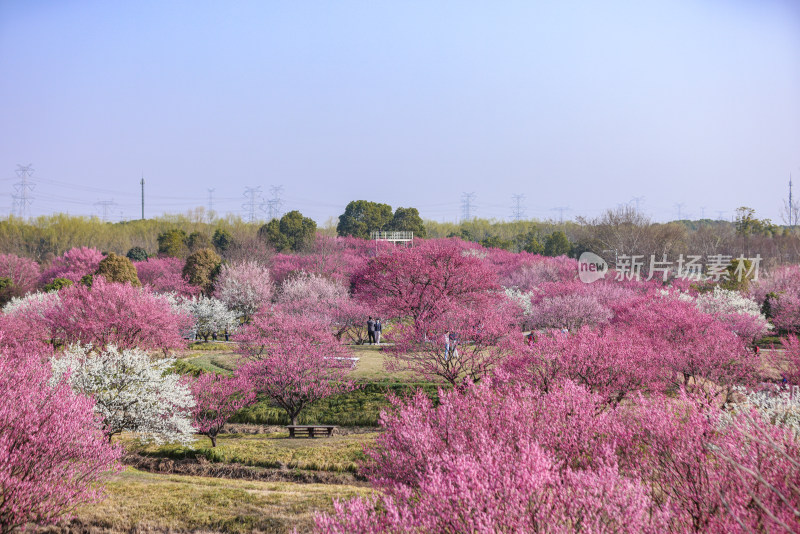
[1,0,798,225]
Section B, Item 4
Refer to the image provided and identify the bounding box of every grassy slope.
[127,431,377,473]
[66,468,369,534]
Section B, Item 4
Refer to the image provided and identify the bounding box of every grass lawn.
[127,431,378,473]
[64,468,369,533]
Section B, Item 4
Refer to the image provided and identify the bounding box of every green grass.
[231,382,442,427]
[127,432,378,473]
[68,468,370,533]
[187,340,236,351]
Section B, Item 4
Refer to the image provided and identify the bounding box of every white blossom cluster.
[3,290,60,316]
[51,344,196,444]
[503,287,534,317]
[180,295,239,341]
[695,287,764,318]
[730,385,800,436]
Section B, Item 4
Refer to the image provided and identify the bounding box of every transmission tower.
[242,186,265,223]
[674,202,685,220]
[551,206,569,224]
[12,164,35,219]
[267,185,284,220]
[94,199,117,222]
[207,188,215,222]
[630,196,645,212]
[511,194,526,221]
[461,192,476,222]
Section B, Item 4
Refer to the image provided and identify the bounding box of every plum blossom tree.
[351,238,499,324]
[214,261,273,322]
[134,257,200,297]
[182,295,239,342]
[41,277,193,351]
[190,373,255,446]
[503,326,664,406]
[317,380,661,533]
[40,247,104,285]
[0,253,40,304]
[276,271,349,322]
[236,310,355,425]
[613,297,758,403]
[1,344,121,532]
[52,345,195,444]
[694,286,771,342]
[386,303,517,385]
[528,293,612,332]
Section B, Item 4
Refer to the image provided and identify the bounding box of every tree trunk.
[209,433,217,447]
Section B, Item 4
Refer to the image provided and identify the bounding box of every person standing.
[367,317,376,344]
[374,318,382,345]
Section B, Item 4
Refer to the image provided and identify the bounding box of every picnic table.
[286,425,337,438]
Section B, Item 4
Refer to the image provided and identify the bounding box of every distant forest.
[1,204,798,268]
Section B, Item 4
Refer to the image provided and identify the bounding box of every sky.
[1,0,798,225]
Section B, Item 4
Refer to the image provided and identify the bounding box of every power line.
[511,194,526,221]
[12,164,35,219]
[461,192,476,222]
[551,206,569,224]
[267,185,284,220]
[94,199,117,222]
[242,186,265,223]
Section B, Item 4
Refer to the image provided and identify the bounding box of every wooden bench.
[286,425,337,438]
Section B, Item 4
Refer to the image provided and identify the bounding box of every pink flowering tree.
[503,326,664,406]
[40,247,104,285]
[0,343,121,532]
[134,257,200,297]
[622,393,800,532]
[0,253,40,303]
[351,238,500,324]
[41,277,193,352]
[214,261,273,322]
[386,302,518,385]
[774,334,800,385]
[317,380,661,533]
[613,297,758,403]
[276,271,349,321]
[330,297,371,344]
[190,373,256,446]
[236,309,356,425]
[528,293,613,332]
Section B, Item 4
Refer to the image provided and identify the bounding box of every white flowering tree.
[183,295,239,341]
[51,345,195,444]
[3,290,60,316]
[695,286,772,341]
[214,261,273,322]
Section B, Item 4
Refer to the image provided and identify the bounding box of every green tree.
[126,247,148,262]
[259,211,317,252]
[734,207,776,237]
[480,235,514,251]
[157,229,189,258]
[0,277,13,306]
[212,228,233,253]
[183,248,222,295]
[517,231,545,254]
[96,252,141,287]
[543,231,572,257]
[387,207,426,237]
[187,231,212,252]
[336,200,393,239]
[44,277,74,292]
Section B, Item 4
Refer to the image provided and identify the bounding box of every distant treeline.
[2,204,800,267]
